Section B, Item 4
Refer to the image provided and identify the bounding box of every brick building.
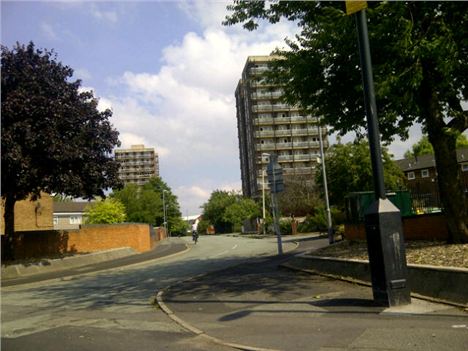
[0,193,54,234]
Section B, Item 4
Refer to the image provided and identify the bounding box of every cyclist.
[191,223,199,244]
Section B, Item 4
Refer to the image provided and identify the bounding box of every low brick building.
[0,193,54,234]
[53,201,93,230]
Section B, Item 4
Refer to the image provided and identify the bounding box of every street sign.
[345,1,367,15]
[266,154,284,193]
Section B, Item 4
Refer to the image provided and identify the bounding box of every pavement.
[156,236,468,351]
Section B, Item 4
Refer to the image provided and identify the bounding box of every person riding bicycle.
[191,222,199,243]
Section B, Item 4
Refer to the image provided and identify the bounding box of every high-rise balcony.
[256,143,276,151]
[249,66,269,74]
[255,130,275,137]
[274,129,292,137]
[255,117,274,125]
[275,142,293,149]
[278,154,294,162]
[252,103,290,112]
[251,91,283,100]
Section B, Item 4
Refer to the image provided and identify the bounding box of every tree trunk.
[3,195,17,261]
[422,62,468,243]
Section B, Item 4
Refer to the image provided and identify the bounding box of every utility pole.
[347,1,411,307]
[261,153,270,236]
[317,123,334,244]
[267,154,284,255]
[162,189,168,237]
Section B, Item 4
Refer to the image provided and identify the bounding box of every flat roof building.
[115,144,159,186]
[235,55,328,198]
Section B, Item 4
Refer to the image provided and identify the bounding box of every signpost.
[347,1,411,306]
[267,154,284,255]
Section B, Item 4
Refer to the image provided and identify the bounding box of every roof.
[395,148,468,172]
[53,201,93,213]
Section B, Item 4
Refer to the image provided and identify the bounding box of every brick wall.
[1,193,54,234]
[345,213,449,241]
[1,223,161,260]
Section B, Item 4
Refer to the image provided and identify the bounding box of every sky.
[2,0,426,216]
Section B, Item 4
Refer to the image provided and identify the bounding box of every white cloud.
[101,8,299,214]
[40,22,58,40]
[90,4,118,24]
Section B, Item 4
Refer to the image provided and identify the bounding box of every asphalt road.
[1,234,299,351]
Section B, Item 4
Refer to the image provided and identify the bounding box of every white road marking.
[232,244,238,250]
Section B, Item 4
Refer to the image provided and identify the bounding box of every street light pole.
[262,168,266,235]
[162,190,167,237]
[261,153,270,235]
[352,6,410,306]
[317,124,334,244]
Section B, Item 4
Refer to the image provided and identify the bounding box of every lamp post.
[162,189,168,237]
[317,123,334,244]
[261,153,270,235]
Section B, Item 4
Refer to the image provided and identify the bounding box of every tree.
[315,140,406,209]
[405,134,468,159]
[223,198,261,229]
[201,190,239,233]
[1,42,121,259]
[404,136,434,159]
[85,198,126,224]
[225,2,468,242]
[277,175,320,216]
[112,177,184,233]
[112,183,162,225]
[143,177,183,232]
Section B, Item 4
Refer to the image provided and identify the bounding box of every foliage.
[202,190,263,233]
[279,219,293,235]
[85,198,126,224]
[223,198,261,227]
[112,177,184,232]
[297,206,345,233]
[112,183,161,225]
[201,190,238,233]
[197,219,210,235]
[316,141,405,208]
[224,1,468,242]
[170,217,189,236]
[404,134,468,158]
[277,175,320,216]
[1,42,121,258]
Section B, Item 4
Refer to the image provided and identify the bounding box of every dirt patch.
[312,240,468,269]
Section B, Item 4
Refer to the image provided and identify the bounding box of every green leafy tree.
[1,42,121,259]
[404,136,434,159]
[405,134,468,158]
[316,141,405,209]
[85,198,126,224]
[223,198,261,229]
[112,177,184,234]
[201,190,239,233]
[225,2,468,242]
[143,177,183,232]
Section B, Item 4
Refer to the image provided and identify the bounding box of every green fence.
[345,191,413,223]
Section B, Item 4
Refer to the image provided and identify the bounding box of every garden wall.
[345,213,449,241]
[2,223,165,260]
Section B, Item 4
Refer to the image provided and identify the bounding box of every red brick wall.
[67,223,155,253]
[2,223,161,260]
[345,213,449,241]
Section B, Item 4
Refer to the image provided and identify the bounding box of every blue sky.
[2,1,426,215]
